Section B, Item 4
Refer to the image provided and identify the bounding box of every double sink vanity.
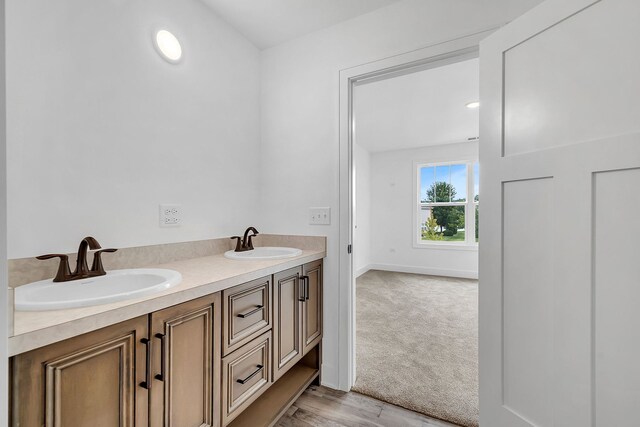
[7,233,325,427]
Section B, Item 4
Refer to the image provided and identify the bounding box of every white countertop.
[9,249,325,356]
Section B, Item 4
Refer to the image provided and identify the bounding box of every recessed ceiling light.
[466,101,480,109]
[154,30,182,63]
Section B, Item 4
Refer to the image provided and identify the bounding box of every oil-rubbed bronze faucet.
[230,227,259,252]
[36,236,118,282]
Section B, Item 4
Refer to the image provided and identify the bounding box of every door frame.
[337,28,496,391]
[0,1,8,425]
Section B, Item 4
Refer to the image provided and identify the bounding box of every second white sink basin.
[15,268,182,311]
[224,247,302,261]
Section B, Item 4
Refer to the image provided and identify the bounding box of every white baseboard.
[354,264,371,278]
[367,263,478,279]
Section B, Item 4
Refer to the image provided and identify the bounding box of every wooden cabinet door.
[272,267,303,381]
[11,316,149,427]
[149,294,221,427]
[302,260,323,355]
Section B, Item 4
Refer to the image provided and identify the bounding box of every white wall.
[6,0,261,258]
[259,0,542,387]
[353,143,371,276]
[370,141,478,278]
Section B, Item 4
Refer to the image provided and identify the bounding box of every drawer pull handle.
[140,337,152,390]
[300,276,309,301]
[237,364,264,384]
[237,305,263,318]
[305,276,310,301]
[299,276,307,302]
[154,333,166,382]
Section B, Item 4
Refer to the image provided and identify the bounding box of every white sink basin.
[15,268,182,311]
[224,247,302,261]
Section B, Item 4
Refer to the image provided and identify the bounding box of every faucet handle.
[36,253,69,260]
[91,248,117,276]
[230,236,243,252]
[36,254,72,282]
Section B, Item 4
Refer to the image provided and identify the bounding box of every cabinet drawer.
[221,331,272,426]
[222,276,272,356]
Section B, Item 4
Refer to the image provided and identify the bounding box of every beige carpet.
[352,270,478,427]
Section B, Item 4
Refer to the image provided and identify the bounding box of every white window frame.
[413,159,478,250]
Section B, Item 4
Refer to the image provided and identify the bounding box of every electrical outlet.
[159,204,182,227]
[309,207,331,225]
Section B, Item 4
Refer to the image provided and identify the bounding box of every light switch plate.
[160,204,182,227]
[309,207,331,225]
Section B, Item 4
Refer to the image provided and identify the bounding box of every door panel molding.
[501,177,554,427]
[150,294,220,427]
[302,261,323,353]
[273,268,302,380]
[480,0,640,425]
[11,316,149,427]
[163,306,213,427]
[502,0,639,156]
[592,166,640,425]
[45,334,136,427]
[484,0,601,54]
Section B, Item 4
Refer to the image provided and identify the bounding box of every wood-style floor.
[276,385,461,427]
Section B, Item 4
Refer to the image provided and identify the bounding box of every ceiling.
[199,0,402,49]
[354,58,479,153]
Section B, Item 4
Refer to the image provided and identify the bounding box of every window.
[416,161,479,246]
[473,162,479,243]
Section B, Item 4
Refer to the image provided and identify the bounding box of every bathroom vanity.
[7,236,324,427]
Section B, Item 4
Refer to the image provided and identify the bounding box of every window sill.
[413,242,479,251]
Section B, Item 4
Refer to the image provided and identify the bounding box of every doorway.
[351,55,480,427]
[340,32,486,425]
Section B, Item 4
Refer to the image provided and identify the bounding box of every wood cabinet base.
[10,260,323,427]
[228,344,321,427]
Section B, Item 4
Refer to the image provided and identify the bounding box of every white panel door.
[479,0,640,426]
